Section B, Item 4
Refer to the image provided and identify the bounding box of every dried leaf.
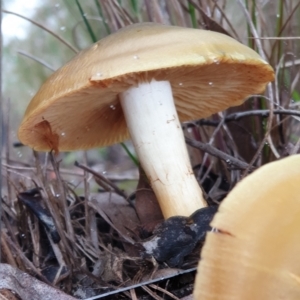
[17,188,60,243]
[135,166,164,235]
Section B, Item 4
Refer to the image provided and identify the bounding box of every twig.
[3,162,138,182]
[149,284,181,300]
[75,235,99,262]
[129,289,138,300]
[225,109,299,121]
[49,152,75,241]
[74,161,128,199]
[27,215,40,268]
[109,0,134,26]
[142,285,163,300]
[185,137,253,170]
[251,36,300,40]
[198,115,226,183]
[83,152,100,255]
[187,109,300,127]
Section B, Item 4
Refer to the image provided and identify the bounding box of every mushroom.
[193,155,300,300]
[18,23,274,219]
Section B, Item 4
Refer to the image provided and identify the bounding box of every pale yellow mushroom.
[194,154,300,300]
[18,23,274,218]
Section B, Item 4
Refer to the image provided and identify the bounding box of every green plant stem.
[130,0,138,16]
[121,143,139,166]
[75,0,97,43]
[250,0,257,48]
[188,2,197,28]
[245,0,257,49]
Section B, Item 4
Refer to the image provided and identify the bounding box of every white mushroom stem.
[120,80,206,219]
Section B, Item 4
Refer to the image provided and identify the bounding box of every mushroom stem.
[120,80,206,219]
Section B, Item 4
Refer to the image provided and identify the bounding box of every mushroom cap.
[194,154,300,300]
[18,22,274,152]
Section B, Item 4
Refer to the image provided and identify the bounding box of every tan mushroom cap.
[18,22,274,152]
[194,154,300,300]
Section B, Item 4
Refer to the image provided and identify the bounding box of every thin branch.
[186,109,300,127]
[185,137,253,170]
[49,152,75,241]
[226,109,300,121]
[252,37,300,40]
[149,284,181,300]
[74,161,128,199]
